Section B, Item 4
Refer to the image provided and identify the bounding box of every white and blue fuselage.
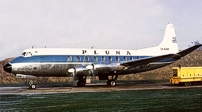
[9,48,177,77]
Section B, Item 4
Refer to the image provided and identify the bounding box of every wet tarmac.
[0,80,202,94]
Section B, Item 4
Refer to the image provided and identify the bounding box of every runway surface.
[0,80,202,94]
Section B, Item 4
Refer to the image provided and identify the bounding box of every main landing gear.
[107,80,116,87]
[77,80,86,87]
[29,80,36,89]
[77,76,86,87]
[76,75,118,87]
[107,75,118,87]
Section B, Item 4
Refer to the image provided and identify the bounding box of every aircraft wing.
[121,44,202,67]
[120,54,180,67]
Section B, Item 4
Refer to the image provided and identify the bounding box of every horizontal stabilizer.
[177,44,202,57]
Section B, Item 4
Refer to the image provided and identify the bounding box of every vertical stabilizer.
[158,23,179,54]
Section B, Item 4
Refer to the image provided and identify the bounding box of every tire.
[184,82,189,86]
[30,84,36,89]
[110,80,116,87]
[184,82,191,86]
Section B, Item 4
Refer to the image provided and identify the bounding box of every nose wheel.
[29,80,36,89]
[30,84,36,89]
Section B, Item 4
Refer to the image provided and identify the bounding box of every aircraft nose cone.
[3,63,12,73]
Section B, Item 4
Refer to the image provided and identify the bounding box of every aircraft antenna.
[91,46,95,49]
[32,45,36,49]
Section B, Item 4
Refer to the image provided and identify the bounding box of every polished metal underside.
[10,62,170,78]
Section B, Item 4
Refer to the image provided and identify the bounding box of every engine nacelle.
[15,74,35,79]
[67,64,125,77]
[68,67,91,76]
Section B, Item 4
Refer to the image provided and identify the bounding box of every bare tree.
[189,40,202,50]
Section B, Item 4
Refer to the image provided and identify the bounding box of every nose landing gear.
[29,80,36,89]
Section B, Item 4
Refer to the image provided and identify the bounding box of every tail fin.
[158,23,179,54]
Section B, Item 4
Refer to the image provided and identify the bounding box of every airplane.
[3,23,202,89]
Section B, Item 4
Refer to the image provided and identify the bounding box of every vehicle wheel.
[184,82,191,86]
[110,80,116,87]
[30,84,36,89]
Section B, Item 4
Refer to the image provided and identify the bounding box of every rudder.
[158,23,179,54]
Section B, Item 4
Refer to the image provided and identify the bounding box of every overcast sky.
[0,0,202,60]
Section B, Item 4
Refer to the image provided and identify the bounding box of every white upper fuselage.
[21,46,177,57]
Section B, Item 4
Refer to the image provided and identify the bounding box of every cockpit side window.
[26,52,32,56]
[21,52,32,57]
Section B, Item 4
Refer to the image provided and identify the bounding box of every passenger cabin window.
[102,56,105,62]
[123,56,127,61]
[77,56,81,61]
[116,56,119,62]
[109,56,112,62]
[94,56,98,62]
[67,56,72,61]
[85,56,89,62]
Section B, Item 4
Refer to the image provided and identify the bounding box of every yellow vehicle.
[170,67,202,86]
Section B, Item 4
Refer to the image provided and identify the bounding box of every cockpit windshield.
[21,52,32,57]
[21,52,26,56]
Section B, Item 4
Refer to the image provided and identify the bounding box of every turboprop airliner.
[3,23,202,89]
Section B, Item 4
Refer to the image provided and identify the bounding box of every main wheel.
[110,80,116,87]
[30,84,36,89]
